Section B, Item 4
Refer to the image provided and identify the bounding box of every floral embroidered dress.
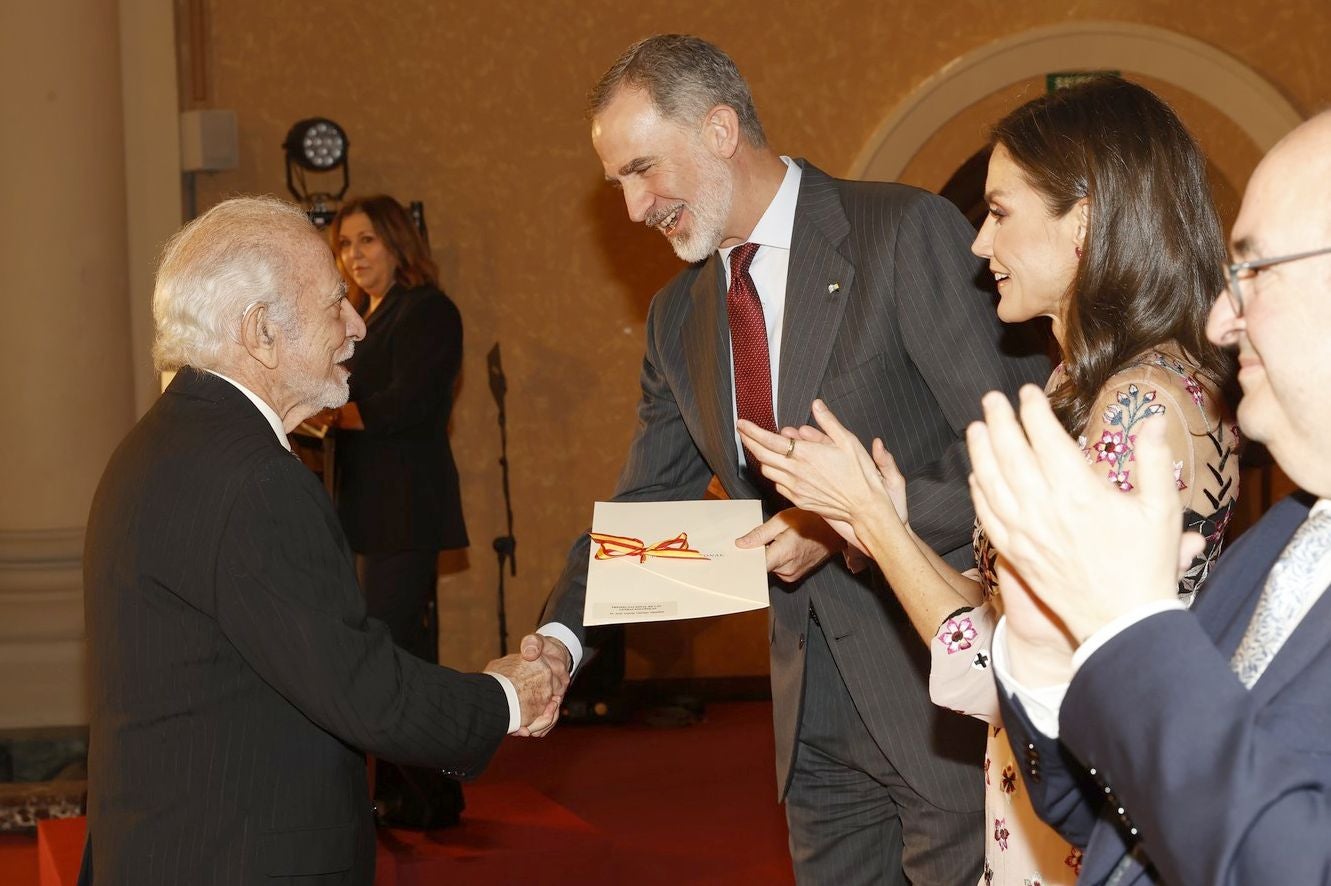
[929,353,1240,886]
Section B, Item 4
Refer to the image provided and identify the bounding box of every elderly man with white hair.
[966,111,1331,884]
[80,196,557,885]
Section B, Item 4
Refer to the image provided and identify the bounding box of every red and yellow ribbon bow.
[589,531,710,563]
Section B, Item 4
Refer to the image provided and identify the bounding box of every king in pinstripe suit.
[524,36,1049,884]
[80,197,558,884]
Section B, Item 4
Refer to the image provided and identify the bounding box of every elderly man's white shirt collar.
[720,155,801,261]
[206,370,292,451]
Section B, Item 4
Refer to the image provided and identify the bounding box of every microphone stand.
[487,343,516,656]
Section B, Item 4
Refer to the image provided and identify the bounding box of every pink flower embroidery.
[1092,430,1133,465]
[1001,764,1016,794]
[1066,848,1084,874]
[994,818,1010,851]
[1107,468,1133,492]
[937,616,978,654]
[1185,375,1205,407]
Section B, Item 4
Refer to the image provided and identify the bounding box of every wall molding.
[0,528,84,645]
[0,528,86,725]
[0,527,83,568]
[851,21,1303,183]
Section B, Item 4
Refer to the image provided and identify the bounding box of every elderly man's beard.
[289,332,355,413]
[649,144,735,264]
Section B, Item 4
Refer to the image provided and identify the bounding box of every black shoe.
[373,761,465,830]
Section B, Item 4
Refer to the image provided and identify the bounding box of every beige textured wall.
[1,0,142,726]
[191,0,1330,678]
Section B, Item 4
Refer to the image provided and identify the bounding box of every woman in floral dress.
[740,78,1239,885]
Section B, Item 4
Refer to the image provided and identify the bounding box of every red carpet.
[3,701,793,885]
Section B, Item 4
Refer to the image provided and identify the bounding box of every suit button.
[798,633,806,650]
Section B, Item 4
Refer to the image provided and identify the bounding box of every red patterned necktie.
[728,242,776,472]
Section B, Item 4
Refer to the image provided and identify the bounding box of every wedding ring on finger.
[784,438,797,458]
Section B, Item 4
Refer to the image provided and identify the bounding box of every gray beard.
[667,149,734,263]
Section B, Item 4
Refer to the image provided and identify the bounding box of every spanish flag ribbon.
[589,531,710,563]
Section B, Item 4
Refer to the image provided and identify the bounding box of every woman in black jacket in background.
[327,195,468,660]
[324,195,469,826]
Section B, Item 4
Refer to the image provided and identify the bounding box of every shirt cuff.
[992,599,1189,740]
[991,616,1069,739]
[1071,598,1188,670]
[485,672,522,734]
[537,622,583,674]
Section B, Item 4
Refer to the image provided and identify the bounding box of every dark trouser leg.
[356,549,438,663]
[355,549,462,828]
[785,616,983,885]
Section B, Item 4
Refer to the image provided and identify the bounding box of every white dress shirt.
[206,370,522,733]
[992,498,1331,738]
[540,158,803,674]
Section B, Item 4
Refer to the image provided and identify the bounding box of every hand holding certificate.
[583,499,769,625]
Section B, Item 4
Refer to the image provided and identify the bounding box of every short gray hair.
[152,196,312,372]
[589,34,767,147]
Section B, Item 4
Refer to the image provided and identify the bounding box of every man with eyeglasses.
[957,110,1331,885]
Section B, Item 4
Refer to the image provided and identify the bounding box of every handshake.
[485,633,572,738]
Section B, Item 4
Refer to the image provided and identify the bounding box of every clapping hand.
[966,387,1202,647]
[738,399,910,553]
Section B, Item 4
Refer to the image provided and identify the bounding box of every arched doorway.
[851,21,1301,185]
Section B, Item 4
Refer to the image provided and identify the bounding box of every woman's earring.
[1075,245,1083,258]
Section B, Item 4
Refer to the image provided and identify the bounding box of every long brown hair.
[992,77,1235,433]
[328,195,439,308]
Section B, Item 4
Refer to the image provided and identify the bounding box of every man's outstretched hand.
[511,633,572,737]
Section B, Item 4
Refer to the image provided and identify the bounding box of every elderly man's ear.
[241,303,280,369]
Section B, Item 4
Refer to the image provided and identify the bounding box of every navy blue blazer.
[1001,492,1331,885]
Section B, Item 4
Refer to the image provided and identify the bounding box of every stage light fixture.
[283,117,350,227]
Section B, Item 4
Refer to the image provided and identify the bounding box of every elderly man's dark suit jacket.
[1001,492,1331,884]
[80,369,509,884]
[544,161,1049,807]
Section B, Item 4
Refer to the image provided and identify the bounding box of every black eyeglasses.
[1226,245,1331,316]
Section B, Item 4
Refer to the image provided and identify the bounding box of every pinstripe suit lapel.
[778,162,855,428]
[681,255,750,495]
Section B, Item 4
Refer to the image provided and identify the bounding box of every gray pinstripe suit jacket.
[544,162,1048,806]
[81,369,510,884]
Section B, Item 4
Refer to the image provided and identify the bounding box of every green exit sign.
[1047,71,1120,92]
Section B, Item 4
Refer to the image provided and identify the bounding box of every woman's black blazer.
[336,283,468,554]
